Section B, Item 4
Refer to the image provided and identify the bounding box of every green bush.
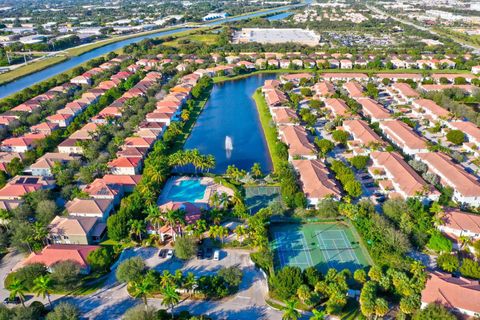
[436,253,459,273]
[459,258,480,279]
[5,263,47,290]
[426,231,452,253]
[174,236,198,260]
[269,266,304,300]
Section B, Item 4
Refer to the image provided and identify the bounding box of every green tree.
[354,269,367,284]
[122,305,157,320]
[161,284,181,319]
[46,302,79,320]
[314,138,334,157]
[459,258,480,279]
[116,257,145,283]
[437,253,459,273]
[7,278,27,307]
[345,180,362,198]
[50,261,81,290]
[130,277,153,306]
[413,302,456,320]
[32,275,53,308]
[348,155,369,170]
[331,130,349,145]
[282,299,300,320]
[174,236,197,260]
[87,247,113,273]
[271,266,304,300]
[250,163,263,178]
[446,130,465,145]
[309,309,325,320]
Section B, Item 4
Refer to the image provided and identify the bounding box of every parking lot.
[120,246,256,278]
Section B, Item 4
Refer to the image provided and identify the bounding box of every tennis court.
[245,186,282,214]
[270,222,370,273]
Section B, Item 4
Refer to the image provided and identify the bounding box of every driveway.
[0,251,25,301]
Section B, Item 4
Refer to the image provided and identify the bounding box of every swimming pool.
[166,179,207,203]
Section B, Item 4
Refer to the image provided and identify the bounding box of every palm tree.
[128,219,145,242]
[209,192,220,209]
[160,270,175,287]
[182,272,196,296]
[8,278,27,307]
[204,154,216,173]
[310,309,325,320]
[130,277,153,307]
[459,235,472,251]
[219,192,230,209]
[163,209,185,239]
[32,275,53,309]
[209,225,229,244]
[282,300,300,320]
[145,205,163,234]
[32,222,48,245]
[161,284,181,319]
[234,225,247,243]
[250,162,263,178]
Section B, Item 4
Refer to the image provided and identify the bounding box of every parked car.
[3,297,20,305]
[205,247,213,259]
[166,249,174,259]
[213,249,220,261]
[158,249,168,258]
[197,248,204,259]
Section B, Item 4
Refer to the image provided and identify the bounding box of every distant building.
[202,12,227,21]
[233,28,320,46]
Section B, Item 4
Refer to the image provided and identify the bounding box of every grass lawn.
[252,90,284,172]
[170,91,211,153]
[0,56,67,85]
[163,33,220,47]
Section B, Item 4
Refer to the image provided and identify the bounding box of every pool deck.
[158,176,233,207]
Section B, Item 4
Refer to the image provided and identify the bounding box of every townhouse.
[324,98,350,118]
[343,119,385,153]
[358,98,391,122]
[312,81,335,98]
[387,83,420,104]
[369,151,439,202]
[437,208,480,243]
[66,198,114,222]
[321,73,369,82]
[30,153,77,176]
[421,271,480,318]
[411,99,450,124]
[271,108,299,126]
[292,159,342,207]
[343,81,364,99]
[379,120,429,155]
[416,152,480,206]
[278,125,317,160]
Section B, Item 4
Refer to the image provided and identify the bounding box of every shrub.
[459,258,480,279]
[50,260,82,290]
[436,253,459,273]
[446,129,465,145]
[269,266,304,300]
[413,302,456,320]
[116,257,145,283]
[348,155,369,170]
[426,231,452,253]
[87,247,114,273]
[46,302,80,320]
[218,266,243,291]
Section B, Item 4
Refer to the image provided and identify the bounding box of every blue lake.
[184,74,275,174]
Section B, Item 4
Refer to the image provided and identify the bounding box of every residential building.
[379,120,428,155]
[48,216,106,245]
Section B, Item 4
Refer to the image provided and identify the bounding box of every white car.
[213,249,220,261]
[166,249,174,259]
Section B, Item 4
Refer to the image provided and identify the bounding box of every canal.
[0,2,307,99]
[183,74,275,174]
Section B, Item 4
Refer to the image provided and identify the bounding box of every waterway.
[267,12,294,21]
[183,74,275,174]
[0,1,308,99]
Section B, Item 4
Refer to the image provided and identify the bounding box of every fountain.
[225,136,233,159]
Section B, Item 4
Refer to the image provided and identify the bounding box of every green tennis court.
[245,186,282,214]
[270,222,370,273]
